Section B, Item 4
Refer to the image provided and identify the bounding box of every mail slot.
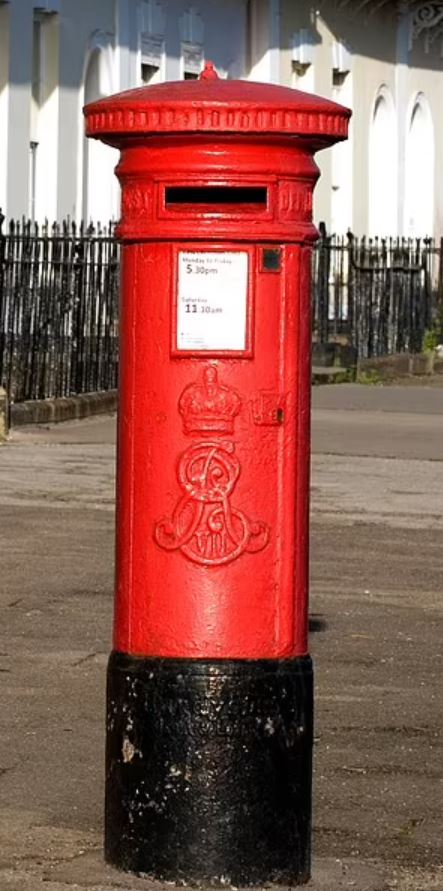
[165,185,268,204]
[85,61,350,887]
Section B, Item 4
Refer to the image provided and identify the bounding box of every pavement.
[0,384,442,891]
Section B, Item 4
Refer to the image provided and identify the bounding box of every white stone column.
[395,2,410,236]
[34,13,60,222]
[0,3,10,214]
[5,0,34,219]
[114,0,139,91]
[248,0,280,83]
[311,12,333,234]
[268,0,280,83]
[164,2,183,82]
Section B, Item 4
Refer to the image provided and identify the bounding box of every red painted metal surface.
[84,65,350,659]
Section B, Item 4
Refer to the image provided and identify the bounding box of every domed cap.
[84,62,350,148]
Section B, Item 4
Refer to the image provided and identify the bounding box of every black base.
[105,652,313,887]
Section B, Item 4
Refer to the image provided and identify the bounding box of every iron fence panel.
[312,228,441,359]
[1,216,442,403]
[0,215,119,403]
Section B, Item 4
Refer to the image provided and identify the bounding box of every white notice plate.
[177,251,248,351]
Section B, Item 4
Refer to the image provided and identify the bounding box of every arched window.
[404,96,434,237]
[82,45,118,224]
[369,88,397,236]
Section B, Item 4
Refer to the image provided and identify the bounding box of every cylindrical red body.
[114,137,319,660]
[85,70,350,887]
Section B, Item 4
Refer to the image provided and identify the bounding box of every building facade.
[277,0,443,238]
[1,0,442,236]
[0,0,248,223]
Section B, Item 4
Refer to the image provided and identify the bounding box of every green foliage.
[356,369,383,386]
[336,368,356,383]
[422,327,441,354]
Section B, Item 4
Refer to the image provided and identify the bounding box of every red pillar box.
[85,64,349,887]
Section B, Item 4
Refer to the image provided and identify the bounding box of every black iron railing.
[1,216,443,403]
[0,215,119,403]
[313,225,443,359]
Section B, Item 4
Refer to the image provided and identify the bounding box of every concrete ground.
[0,384,442,891]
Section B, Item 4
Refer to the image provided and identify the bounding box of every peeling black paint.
[105,653,313,887]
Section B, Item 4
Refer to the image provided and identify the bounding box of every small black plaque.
[262,248,281,272]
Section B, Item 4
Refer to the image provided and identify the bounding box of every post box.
[84,63,350,887]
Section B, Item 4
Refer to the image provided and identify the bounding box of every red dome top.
[84,62,350,148]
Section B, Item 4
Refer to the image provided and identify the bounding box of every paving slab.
[0,387,442,890]
[312,383,443,414]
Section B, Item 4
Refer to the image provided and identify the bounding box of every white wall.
[0,3,10,215]
[331,70,353,234]
[404,95,434,237]
[278,0,443,238]
[56,0,116,221]
[368,88,397,235]
[248,0,279,83]
[34,13,60,222]
[4,0,34,219]
[81,41,119,223]
[2,0,443,234]
[0,0,248,222]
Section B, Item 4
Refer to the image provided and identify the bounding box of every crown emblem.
[179,367,241,435]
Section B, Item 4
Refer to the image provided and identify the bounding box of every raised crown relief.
[179,366,241,436]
